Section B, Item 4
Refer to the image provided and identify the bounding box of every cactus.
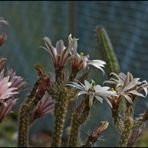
[96,26,120,75]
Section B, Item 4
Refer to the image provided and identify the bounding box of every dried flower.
[67,80,116,107]
[0,98,17,122]
[42,35,73,70]
[33,91,54,119]
[104,72,148,103]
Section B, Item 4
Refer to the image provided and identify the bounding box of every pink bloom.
[33,91,54,120]
[0,98,17,122]
[105,72,148,103]
[42,35,72,70]
[0,58,26,102]
[7,69,26,91]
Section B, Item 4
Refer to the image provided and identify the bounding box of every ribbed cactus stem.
[18,80,39,147]
[55,68,64,84]
[51,92,69,147]
[96,26,120,75]
[118,104,134,147]
[118,116,133,147]
[67,113,80,147]
[112,109,124,132]
[18,95,40,147]
[68,97,90,147]
[18,104,29,147]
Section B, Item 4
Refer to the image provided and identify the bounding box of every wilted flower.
[42,35,73,70]
[33,91,54,120]
[67,80,116,107]
[0,98,17,122]
[105,72,148,104]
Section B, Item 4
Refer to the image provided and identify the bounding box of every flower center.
[79,52,84,56]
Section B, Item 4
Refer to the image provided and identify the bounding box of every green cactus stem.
[96,26,120,76]
[18,104,30,147]
[68,96,90,147]
[18,65,51,147]
[51,87,70,147]
[118,116,134,147]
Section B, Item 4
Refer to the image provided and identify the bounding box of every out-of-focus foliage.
[0,117,17,147]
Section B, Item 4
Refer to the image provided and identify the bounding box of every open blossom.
[33,91,54,120]
[0,98,17,122]
[71,52,106,74]
[104,72,148,103]
[67,80,116,107]
[7,69,26,90]
[42,35,73,70]
[0,58,26,102]
[68,34,106,74]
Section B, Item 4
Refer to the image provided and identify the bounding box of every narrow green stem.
[118,117,133,147]
[118,105,133,147]
[18,104,29,147]
[18,95,38,147]
[112,109,124,132]
[68,97,90,147]
[18,75,50,147]
[51,94,69,147]
[96,26,120,75]
[68,113,81,147]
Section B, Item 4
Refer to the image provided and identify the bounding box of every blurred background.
[0,1,148,147]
